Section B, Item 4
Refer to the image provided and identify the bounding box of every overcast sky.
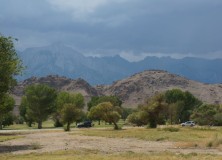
[0,0,222,60]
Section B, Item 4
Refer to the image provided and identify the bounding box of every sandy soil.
[0,129,221,155]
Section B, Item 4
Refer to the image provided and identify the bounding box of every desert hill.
[99,70,222,107]
[12,75,100,110]
[12,70,222,109]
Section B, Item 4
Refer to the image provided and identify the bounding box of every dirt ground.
[0,129,221,155]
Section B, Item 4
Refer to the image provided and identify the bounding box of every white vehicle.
[181,121,195,127]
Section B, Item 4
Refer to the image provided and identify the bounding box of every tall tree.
[165,89,202,123]
[19,96,34,127]
[127,93,168,128]
[0,94,15,129]
[143,93,168,128]
[88,102,122,130]
[24,84,57,129]
[53,92,84,127]
[191,104,219,125]
[61,103,84,131]
[0,35,23,129]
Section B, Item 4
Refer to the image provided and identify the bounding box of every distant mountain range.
[17,43,222,85]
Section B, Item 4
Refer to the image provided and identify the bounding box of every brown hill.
[98,70,222,107]
[12,75,100,107]
[12,70,222,110]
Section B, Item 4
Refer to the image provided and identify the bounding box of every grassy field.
[0,150,221,160]
[71,126,222,148]
[1,122,222,159]
[2,119,125,130]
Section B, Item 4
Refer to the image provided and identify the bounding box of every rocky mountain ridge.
[17,43,222,84]
[12,70,222,108]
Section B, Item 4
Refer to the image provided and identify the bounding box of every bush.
[162,127,180,132]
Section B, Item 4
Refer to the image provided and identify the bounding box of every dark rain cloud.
[0,0,222,59]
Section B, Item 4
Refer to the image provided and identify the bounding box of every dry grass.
[0,150,221,160]
[73,126,222,143]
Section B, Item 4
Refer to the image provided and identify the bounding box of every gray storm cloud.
[0,0,222,59]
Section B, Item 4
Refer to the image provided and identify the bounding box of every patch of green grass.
[0,135,23,142]
[0,150,221,160]
[3,119,56,130]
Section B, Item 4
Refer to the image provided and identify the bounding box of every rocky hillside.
[12,75,100,107]
[12,70,222,109]
[98,70,222,107]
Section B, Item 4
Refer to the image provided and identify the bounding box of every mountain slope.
[12,71,222,109]
[99,70,222,107]
[17,44,222,85]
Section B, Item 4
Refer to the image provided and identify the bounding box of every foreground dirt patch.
[0,129,221,155]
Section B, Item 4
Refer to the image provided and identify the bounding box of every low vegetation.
[0,150,221,160]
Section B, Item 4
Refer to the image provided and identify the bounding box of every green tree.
[127,111,148,126]
[19,96,34,127]
[53,92,84,127]
[88,102,122,130]
[61,103,84,131]
[127,93,168,128]
[0,35,23,129]
[24,84,57,129]
[0,94,15,129]
[143,93,168,128]
[165,89,202,123]
[191,104,219,125]
[121,107,135,121]
[87,96,122,111]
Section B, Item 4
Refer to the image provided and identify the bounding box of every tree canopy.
[127,89,203,128]
[53,91,84,127]
[88,102,122,129]
[0,34,23,129]
[87,96,122,111]
[22,84,57,129]
[0,35,23,95]
[61,103,84,131]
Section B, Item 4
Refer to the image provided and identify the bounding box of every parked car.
[77,121,93,128]
[181,121,195,127]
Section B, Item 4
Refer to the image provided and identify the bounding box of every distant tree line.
[127,89,222,128]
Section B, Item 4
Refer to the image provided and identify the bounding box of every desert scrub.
[160,127,180,132]
[206,134,222,148]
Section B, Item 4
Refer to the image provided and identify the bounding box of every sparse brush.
[206,134,222,148]
[30,142,42,150]
[161,127,180,132]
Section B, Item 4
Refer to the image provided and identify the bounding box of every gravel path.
[0,130,221,155]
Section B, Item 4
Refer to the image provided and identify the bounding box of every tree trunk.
[28,121,32,127]
[113,122,119,130]
[38,120,42,129]
[98,120,100,125]
[0,121,2,130]
[66,122,70,131]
